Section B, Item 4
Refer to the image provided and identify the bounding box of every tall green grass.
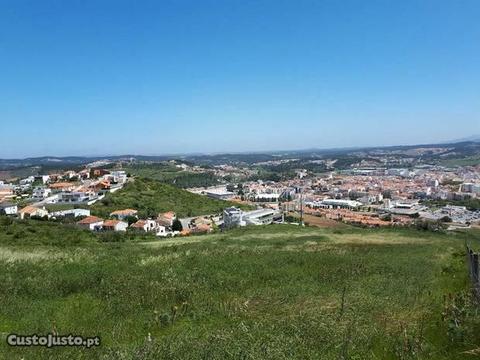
[0,220,479,359]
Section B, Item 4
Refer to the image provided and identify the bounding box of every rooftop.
[77,216,103,225]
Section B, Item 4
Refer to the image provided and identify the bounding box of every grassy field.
[1,217,480,359]
[91,178,248,218]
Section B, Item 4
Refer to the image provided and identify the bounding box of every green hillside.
[1,218,480,359]
[91,177,246,218]
[121,163,221,188]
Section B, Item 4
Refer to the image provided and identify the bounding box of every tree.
[124,215,138,226]
[381,213,392,221]
[414,219,446,232]
[172,218,183,232]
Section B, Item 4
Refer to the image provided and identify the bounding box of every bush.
[172,218,183,232]
[413,219,446,232]
[98,231,125,242]
[0,216,13,226]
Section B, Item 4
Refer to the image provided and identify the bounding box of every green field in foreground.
[1,218,480,359]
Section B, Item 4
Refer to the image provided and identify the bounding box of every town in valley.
[1,140,479,235]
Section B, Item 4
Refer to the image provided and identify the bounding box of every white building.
[223,207,246,228]
[306,199,362,210]
[32,187,52,200]
[77,216,104,231]
[110,171,128,184]
[130,219,158,232]
[223,207,281,228]
[156,225,169,237]
[201,186,236,200]
[49,208,91,218]
[243,208,280,225]
[19,206,49,219]
[103,219,128,232]
[0,203,18,215]
[383,199,426,216]
[254,193,281,202]
[20,176,35,185]
[57,190,97,204]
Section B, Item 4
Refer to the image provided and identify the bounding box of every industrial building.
[223,207,282,228]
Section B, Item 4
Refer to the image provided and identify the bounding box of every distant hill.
[1,140,480,170]
[448,135,480,143]
[91,177,249,218]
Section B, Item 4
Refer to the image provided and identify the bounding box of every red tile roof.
[77,216,103,225]
[103,219,124,227]
[110,209,137,216]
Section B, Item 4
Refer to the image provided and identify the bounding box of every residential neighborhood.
[1,153,479,236]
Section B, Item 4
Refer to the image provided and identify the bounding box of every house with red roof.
[77,216,104,231]
[103,219,128,232]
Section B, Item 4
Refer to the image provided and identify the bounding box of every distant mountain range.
[0,139,479,170]
[447,135,480,143]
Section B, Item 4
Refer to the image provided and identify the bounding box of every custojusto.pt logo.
[6,333,100,348]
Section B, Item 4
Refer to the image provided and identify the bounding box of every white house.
[110,171,127,184]
[19,206,49,219]
[57,190,95,204]
[49,208,91,219]
[157,211,176,227]
[20,176,35,185]
[77,216,104,231]
[103,219,128,232]
[32,187,52,200]
[0,203,18,215]
[156,225,169,237]
[130,219,158,232]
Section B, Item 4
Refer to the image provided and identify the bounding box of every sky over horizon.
[1,0,479,158]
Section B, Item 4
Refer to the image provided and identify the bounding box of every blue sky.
[1,0,479,158]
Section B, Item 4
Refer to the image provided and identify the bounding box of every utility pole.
[300,187,304,226]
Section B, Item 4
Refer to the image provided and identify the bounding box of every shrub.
[98,231,125,242]
[172,218,183,232]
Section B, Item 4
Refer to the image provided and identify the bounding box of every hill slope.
[121,163,221,188]
[91,177,245,218]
